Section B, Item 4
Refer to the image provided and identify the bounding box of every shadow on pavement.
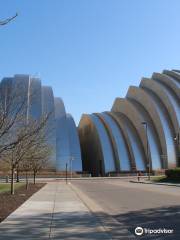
[0,211,109,240]
[0,206,180,239]
[114,205,180,239]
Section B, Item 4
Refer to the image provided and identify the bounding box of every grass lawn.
[152,175,180,184]
[0,183,25,193]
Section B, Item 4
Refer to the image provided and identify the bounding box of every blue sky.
[1,0,180,124]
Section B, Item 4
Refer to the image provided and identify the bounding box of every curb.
[130,180,180,187]
[69,182,136,239]
[69,183,112,239]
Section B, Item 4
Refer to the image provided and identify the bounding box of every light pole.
[70,156,74,179]
[174,132,180,163]
[141,121,150,180]
[174,132,180,145]
[65,163,68,184]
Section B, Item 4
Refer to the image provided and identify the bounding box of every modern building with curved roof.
[78,69,180,176]
[0,74,82,172]
[1,69,179,176]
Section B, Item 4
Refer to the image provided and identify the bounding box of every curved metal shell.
[152,72,180,99]
[78,69,179,176]
[0,75,82,172]
[126,86,167,168]
[54,97,70,170]
[78,114,105,176]
[140,87,177,168]
[66,113,82,172]
[163,70,180,84]
[97,112,131,171]
[140,78,179,133]
[112,98,148,168]
[29,78,42,120]
[107,112,136,171]
[42,86,56,168]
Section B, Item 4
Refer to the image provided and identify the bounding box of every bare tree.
[0,13,18,26]
[0,78,54,194]
[19,118,52,186]
[0,80,29,155]
[23,133,51,185]
[1,137,27,194]
[1,114,51,194]
[0,78,52,156]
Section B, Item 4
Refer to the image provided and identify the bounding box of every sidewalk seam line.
[48,181,59,239]
[69,182,113,239]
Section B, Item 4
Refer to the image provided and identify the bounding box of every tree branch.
[0,13,18,26]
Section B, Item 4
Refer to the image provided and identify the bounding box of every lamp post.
[70,156,74,179]
[65,163,68,184]
[141,121,150,180]
[174,132,180,145]
[174,132,180,163]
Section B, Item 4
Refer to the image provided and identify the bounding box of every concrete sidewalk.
[0,182,110,240]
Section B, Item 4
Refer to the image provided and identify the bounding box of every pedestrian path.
[0,182,110,240]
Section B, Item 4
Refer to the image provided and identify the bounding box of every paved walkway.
[0,182,110,240]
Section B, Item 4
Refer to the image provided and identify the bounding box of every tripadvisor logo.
[135,226,174,236]
[135,227,143,236]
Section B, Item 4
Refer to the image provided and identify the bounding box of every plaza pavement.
[1,178,179,239]
[0,182,110,240]
[72,179,180,240]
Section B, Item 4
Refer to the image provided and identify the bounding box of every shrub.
[165,168,180,179]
